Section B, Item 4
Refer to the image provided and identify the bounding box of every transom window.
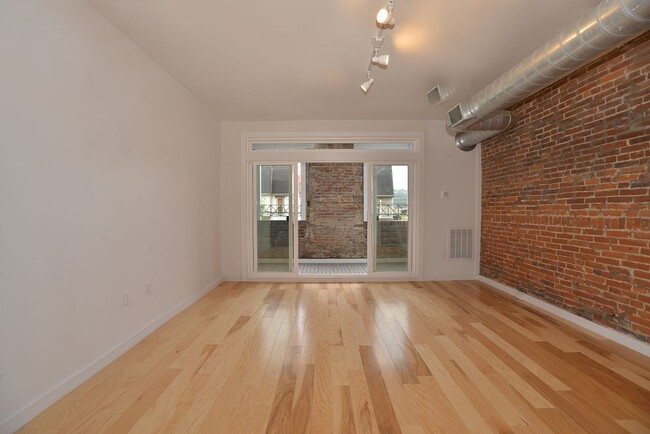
[251,142,413,151]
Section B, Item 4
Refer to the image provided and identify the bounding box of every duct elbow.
[453,110,515,151]
[455,134,478,152]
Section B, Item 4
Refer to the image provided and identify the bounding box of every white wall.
[220,120,478,281]
[0,1,221,431]
[424,122,482,277]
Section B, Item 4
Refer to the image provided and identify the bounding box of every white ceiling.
[88,0,600,121]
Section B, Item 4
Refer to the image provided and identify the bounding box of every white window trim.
[240,131,424,282]
[298,162,306,221]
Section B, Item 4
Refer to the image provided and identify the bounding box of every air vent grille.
[449,228,473,260]
[448,104,465,127]
[427,85,442,106]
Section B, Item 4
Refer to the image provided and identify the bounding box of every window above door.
[251,142,413,151]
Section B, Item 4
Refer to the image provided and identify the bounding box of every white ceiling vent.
[448,228,473,260]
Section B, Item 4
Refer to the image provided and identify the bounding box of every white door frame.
[367,162,414,277]
[248,162,298,276]
[241,132,424,282]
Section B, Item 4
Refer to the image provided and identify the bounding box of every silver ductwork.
[449,0,650,150]
[455,111,514,151]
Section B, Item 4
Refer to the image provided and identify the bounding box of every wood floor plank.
[464,334,554,409]
[370,286,432,379]
[616,419,650,434]
[403,381,468,434]
[265,345,301,434]
[239,294,296,434]
[359,345,403,434]
[434,334,528,429]
[18,281,650,434]
[472,322,571,392]
[331,344,350,386]
[348,369,381,434]
[291,363,315,433]
[333,385,357,434]
[310,297,334,434]
[416,344,494,433]
[107,368,181,433]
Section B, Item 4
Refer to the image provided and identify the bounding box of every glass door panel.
[255,165,294,273]
[372,164,409,272]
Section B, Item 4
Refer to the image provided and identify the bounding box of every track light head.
[361,77,375,93]
[371,54,390,66]
[376,8,395,26]
[362,2,395,95]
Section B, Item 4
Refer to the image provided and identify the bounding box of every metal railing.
[377,204,408,217]
[260,205,299,218]
[260,204,408,218]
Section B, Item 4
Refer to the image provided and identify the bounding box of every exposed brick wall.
[299,163,367,259]
[481,34,650,342]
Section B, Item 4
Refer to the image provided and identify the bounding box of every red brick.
[480,33,650,342]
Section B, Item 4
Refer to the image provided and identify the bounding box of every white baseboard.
[476,275,650,357]
[0,277,223,434]
[425,274,477,281]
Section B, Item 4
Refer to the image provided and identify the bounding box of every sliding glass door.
[251,161,413,277]
[254,164,295,273]
[371,164,410,273]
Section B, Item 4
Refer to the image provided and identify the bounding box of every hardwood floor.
[19,281,650,433]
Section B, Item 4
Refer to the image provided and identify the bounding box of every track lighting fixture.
[361,76,375,93]
[376,8,395,26]
[360,1,397,94]
[372,54,390,66]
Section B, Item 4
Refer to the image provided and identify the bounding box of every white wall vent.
[448,228,473,260]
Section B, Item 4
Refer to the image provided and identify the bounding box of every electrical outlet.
[123,290,130,306]
[145,281,152,296]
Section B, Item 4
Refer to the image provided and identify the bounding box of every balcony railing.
[260,205,297,218]
[260,204,408,219]
[377,204,408,217]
